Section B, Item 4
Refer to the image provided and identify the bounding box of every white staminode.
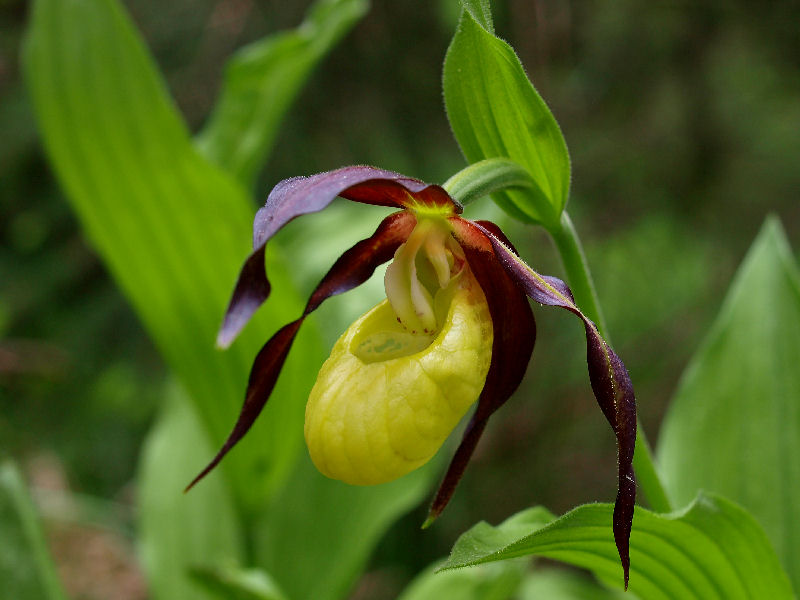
[383,216,465,335]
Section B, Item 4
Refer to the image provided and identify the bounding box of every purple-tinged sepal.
[472,221,637,589]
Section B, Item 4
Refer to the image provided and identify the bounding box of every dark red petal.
[340,179,460,215]
[424,218,536,524]
[473,220,637,589]
[218,166,459,348]
[187,211,415,491]
[472,219,520,255]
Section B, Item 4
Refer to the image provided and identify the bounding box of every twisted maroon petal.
[218,166,460,348]
[423,218,535,525]
[472,221,637,589]
[188,211,415,491]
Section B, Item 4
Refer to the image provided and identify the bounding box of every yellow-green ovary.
[304,272,493,485]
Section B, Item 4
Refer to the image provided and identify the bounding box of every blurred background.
[1,0,799,597]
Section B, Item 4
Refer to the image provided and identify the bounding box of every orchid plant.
[187,166,637,585]
[21,0,800,597]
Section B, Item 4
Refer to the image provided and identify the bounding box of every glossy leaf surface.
[196,0,368,187]
[443,4,570,228]
[658,216,800,590]
[0,460,67,600]
[23,0,324,508]
[441,494,795,599]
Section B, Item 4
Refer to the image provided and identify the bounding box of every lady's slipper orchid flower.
[187,166,637,586]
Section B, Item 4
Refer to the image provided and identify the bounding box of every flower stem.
[550,211,674,514]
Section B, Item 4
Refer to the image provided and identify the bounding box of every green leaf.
[441,506,555,562]
[443,5,570,229]
[252,452,442,600]
[397,560,525,600]
[138,387,245,600]
[441,494,795,599]
[190,564,288,600]
[518,569,628,600]
[442,158,536,208]
[658,216,800,590]
[195,0,368,187]
[458,0,494,32]
[0,460,67,600]
[23,0,326,509]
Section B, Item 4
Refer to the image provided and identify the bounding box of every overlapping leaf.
[443,2,570,228]
[658,217,800,590]
[23,0,324,509]
[196,0,368,187]
[441,494,795,599]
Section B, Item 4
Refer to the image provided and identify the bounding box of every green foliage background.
[1,0,799,597]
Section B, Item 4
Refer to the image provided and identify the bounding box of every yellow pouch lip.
[349,269,464,365]
[304,269,492,486]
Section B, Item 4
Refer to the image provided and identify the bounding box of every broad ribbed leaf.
[0,460,67,600]
[441,494,795,599]
[138,388,244,600]
[23,0,325,509]
[196,0,368,186]
[443,5,570,228]
[658,216,800,590]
